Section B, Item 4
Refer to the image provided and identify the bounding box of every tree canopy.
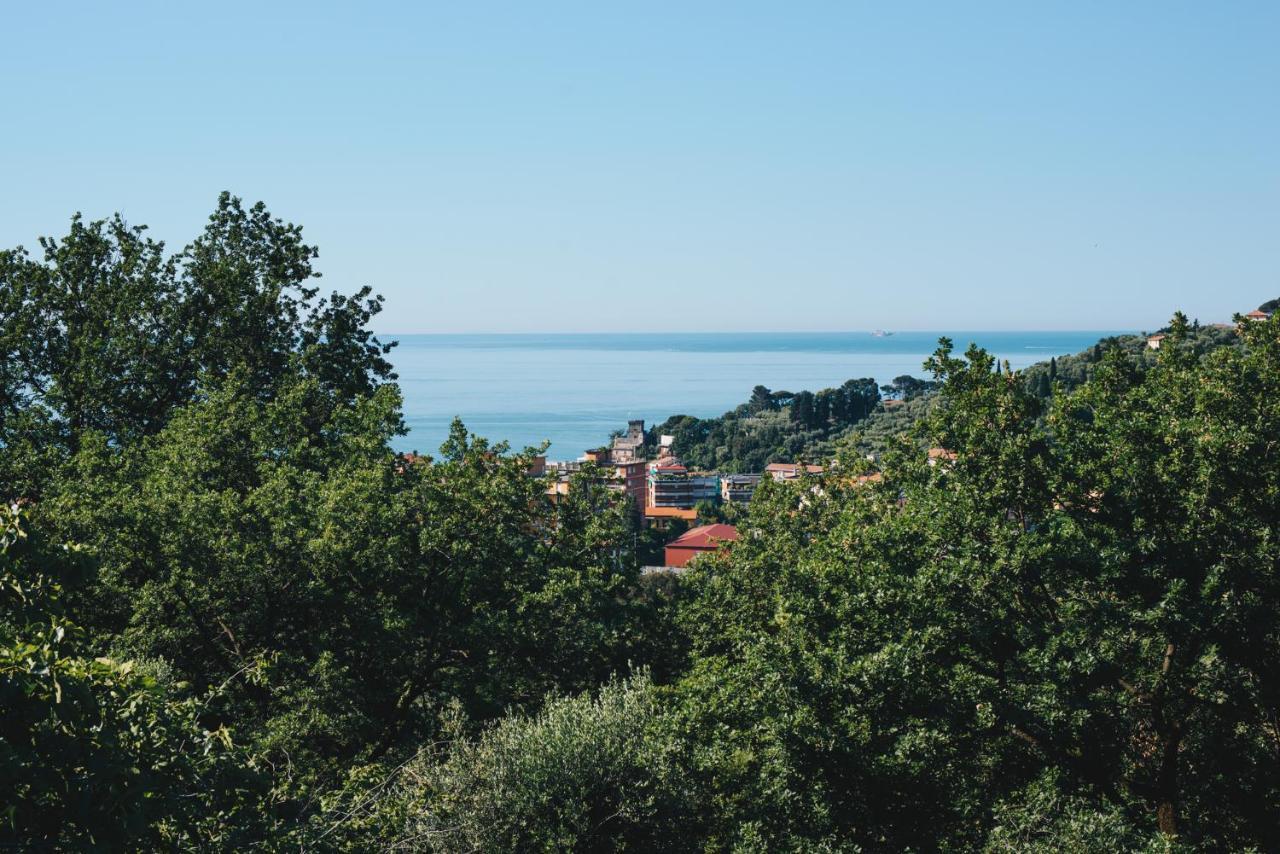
[4,199,1278,850]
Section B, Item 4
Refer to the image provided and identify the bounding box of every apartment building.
[647,457,719,508]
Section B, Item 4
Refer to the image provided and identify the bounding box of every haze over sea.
[390,331,1129,458]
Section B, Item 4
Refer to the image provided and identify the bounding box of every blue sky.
[2,2,1276,332]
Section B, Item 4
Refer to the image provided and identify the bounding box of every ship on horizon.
[872,329,895,337]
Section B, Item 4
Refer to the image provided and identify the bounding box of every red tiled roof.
[668,524,739,550]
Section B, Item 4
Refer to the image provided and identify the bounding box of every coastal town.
[531,418,845,570]
[529,306,1273,572]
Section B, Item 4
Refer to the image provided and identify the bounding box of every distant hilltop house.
[927,447,957,466]
[610,419,647,463]
[765,462,824,482]
[664,523,739,568]
[1147,333,1166,350]
[1245,309,1273,322]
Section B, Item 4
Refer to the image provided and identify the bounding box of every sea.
[387,331,1128,459]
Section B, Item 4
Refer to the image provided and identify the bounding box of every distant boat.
[872,330,894,337]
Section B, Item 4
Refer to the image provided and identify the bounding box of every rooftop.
[765,462,824,475]
[668,524,739,550]
[644,506,699,520]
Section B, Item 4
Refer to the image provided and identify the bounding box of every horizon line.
[371,327,1147,337]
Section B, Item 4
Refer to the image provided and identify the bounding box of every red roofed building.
[664,524,739,568]
[1245,310,1272,322]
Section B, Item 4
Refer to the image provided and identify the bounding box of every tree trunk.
[1155,727,1181,837]
[1153,642,1181,837]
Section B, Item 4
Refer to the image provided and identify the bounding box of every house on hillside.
[927,448,957,466]
[1245,310,1273,322]
[765,462,824,482]
[664,523,739,568]
[1147,334,1165,350]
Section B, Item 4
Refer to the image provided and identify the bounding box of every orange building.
[664,524,739,568]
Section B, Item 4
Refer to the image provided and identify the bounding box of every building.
[647,456,719,508]
[643,504,699,530]
[927,447,958,466]
[764,462,824,482]
[720,474,762,503]
[610,419,647,463]
[610,459,648,510]
[543,460,582,501]
[1147,334,1166,350]
[664,523,739,568]
[544,455,647,512]
[1245,310,1272,322]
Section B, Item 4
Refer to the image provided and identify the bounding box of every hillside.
[645,318,1251,472]
[645,378,881,471]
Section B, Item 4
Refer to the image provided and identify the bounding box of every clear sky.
[2,2,1276,332]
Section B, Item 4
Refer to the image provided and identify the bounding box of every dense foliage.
[0,503,273,849]
[1019,323,1239,399]
[648,377,880,471]
[1,200,661,847]
[4,200,1278,850]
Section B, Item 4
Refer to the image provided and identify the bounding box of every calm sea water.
[387,331,1127,459]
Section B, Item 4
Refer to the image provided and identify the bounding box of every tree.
[0,194,397,499]
[790,390,816,428]
[878,374,937,401]
[0,504,272,849]
[39,391,653,797]
[1046,311,1280,840]
[748,385,777,413]
[1036,372,1051,398]
[378,673,691,852]
[655,324,1280,849]
[839,377,881,421]
[813,389,833,426]
[5,198,662,840]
